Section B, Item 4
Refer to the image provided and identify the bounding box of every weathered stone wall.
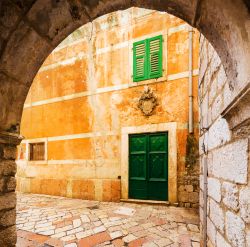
[199,35,250,247]
[178,134,199,208]
[0,132,21,247]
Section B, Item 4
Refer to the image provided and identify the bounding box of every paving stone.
[94,220,102,226]
[93,225,106,234]
[191,242,200,247]
[110,230,123,239]
[80,214,90,223]
[78,232,111,247]
[154,238,173,246]
[45,237,64,247]
[38,229,55,236]
[112,239,124,247]
[55,225,73,234]
[142,241,158,247]
[67,227,84,235]
[128,237,147,247]
[187,224,199,233]
[60,234,76,242]
[75,230,93,239]
[16,193,200,247]
[178,234,192,247]
[51,231,66,238]
[64,243,77,247]
[73,219,81,228]
[123,234,138,243]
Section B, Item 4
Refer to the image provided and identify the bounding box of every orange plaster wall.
[17,7,200,202]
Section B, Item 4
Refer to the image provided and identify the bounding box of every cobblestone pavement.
[16,193,200,247]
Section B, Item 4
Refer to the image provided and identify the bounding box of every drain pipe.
[188,26,194,134]
[202,143,208,247]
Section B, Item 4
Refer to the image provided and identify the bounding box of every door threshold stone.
[120,198,175,206]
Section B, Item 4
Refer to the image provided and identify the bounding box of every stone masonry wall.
[0,132,21,247]
[178,134,200,208]
[199,35,250,247]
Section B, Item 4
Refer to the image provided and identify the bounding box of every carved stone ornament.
[138,86,158,116]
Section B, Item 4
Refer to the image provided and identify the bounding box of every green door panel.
[148,153,167,181]
[129,132,168,201]
[129,135,147,199]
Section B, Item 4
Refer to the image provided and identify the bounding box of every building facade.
[16,8,200,207]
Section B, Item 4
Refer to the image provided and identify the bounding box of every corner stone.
[222,181,239,211]
[225,211,245,247]
[239,187,250,223]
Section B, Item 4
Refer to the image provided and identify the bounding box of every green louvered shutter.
[133,40,147,82]
[148,35,163,79]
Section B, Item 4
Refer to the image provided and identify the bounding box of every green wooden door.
[129,132,168,201]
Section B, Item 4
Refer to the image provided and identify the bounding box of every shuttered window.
[133,35,163,82]
[29,142,45,161]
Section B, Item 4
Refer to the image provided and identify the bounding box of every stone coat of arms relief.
[138,86,158,116]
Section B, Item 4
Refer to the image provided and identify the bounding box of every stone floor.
[16,193,200,247]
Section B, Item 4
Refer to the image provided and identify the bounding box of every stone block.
[211,94,223,121]
[178,185,185,192]
[209,199,224,233]
[209,49,221,74]
[40,178,68,197]
[0,73,29,130]
[0,178,4,192]
[102,180,111,202]
[11,0,35,13]
[111,180,120,202]
[247,229,250,247]
[201,93,208,128]
[0,225,16,247]
[207,117,230,151]
[0,21,52,84]
[0,209,16,227]
[178,191,189,202]
[3,145,17,160]
[199,190,204,207]
[225,211,245,247]
[185,185,193,192]
[207,217,216,245]
[223,82,234,110]
[27,0,89,46]
[0,160,16,176]
[199,207,204,225]
[0,0,21,30]
[0,192,16,211]
[210,139,248,184]
[0,176,16,193]
[188,192,199,203]
[216,232,231,247]
[6,177,16,192]
[239,187,250,223]
[222,182,239,211]
[192,203,199,208]
[199,175,204,191]
[217,66,227,91]
[207,177,221,202]
[208,77,218,105]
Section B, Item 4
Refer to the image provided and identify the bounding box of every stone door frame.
[121,122,177,203]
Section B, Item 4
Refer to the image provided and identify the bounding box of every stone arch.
[0,0,249,131]
[0,1,250,246]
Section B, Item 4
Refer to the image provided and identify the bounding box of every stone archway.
[0,0,249,246]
